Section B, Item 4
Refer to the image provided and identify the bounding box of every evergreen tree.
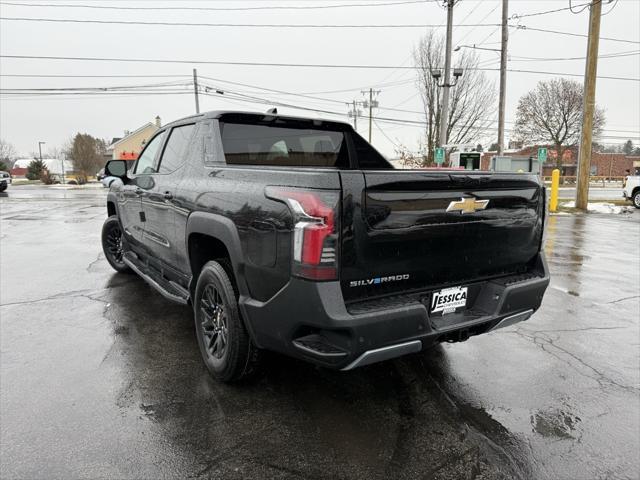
[26,159,48,180]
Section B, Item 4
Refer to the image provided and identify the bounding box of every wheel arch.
[106,191,119,218]
[107,201,116,217]
[186,212,259,344]
[185,212,248,298]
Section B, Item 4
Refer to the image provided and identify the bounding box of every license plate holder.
[430,286,468,315]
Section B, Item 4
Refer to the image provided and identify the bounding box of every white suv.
[622,175,640,209]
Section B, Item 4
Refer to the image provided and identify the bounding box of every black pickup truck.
[102,111,549,382]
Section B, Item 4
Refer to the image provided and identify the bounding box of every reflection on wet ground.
[1,188,639,479]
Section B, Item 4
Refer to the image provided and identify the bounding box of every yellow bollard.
[549,168,560,212]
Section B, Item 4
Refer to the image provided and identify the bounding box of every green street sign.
[538,147,548,162]
[434,147,445,165]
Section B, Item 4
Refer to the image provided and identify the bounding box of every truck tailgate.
[340,170,544,301]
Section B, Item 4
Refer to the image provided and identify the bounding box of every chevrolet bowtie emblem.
[446,197,490,214]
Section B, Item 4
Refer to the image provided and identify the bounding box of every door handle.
[135,188,143,196]
[163,191,173,200]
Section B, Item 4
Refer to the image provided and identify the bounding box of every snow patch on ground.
[561,201,633,214]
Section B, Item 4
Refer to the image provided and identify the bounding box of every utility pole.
[368,89,374,142]
[352,100,358,130]
[347,100,362,130]
[576,0,602,211]
[438,0,454,148]
[497,0,509,156]
[361,88,380,143]
[193,68,200,114]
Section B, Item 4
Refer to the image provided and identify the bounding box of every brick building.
[479,146,637,177]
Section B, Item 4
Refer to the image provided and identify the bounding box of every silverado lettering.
[349,274,410,287]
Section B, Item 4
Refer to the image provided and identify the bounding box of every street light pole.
[38,141,45,163]
[61,156,66,185]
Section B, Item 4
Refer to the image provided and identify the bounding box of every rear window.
[220,122,349,168]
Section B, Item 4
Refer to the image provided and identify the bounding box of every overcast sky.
[1,0,639,158]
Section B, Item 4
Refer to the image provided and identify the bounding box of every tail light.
[266,186,340,281]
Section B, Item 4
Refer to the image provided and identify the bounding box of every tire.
[193,260,260,383]
[0,184,6,192]
[633,190,640,209]
[101,216,132,273]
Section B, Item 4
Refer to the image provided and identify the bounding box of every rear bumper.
[240,253,550,370]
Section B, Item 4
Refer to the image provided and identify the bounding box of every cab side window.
[134,130,166,175]
[158,124,196,174]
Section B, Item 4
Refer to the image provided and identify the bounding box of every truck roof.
[164,110,354,130]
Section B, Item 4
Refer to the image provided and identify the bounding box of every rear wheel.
[101,215,131,273]
[633,190,640,209]
[194,260,260,382]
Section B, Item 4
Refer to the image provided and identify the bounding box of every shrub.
[40,169,55,185]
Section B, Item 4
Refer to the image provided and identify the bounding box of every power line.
[510,24,638,45]
[0,73,191,79]
[601,0,620,17]
[569,0,591,15]
[0,80,191,91]
[0,0,432,11]
[0,73,416,93]
[509,50,640,62]
[511,2,591,19]
[0,16,501,28]
[2,15,637,44]
[3,54,638,81]
[2,80,637,140]
[456,3,499,45]
[457,1,483,26]
[373,119,403,149]
[4,75,636,134]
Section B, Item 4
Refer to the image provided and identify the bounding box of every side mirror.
[104,160,128,179]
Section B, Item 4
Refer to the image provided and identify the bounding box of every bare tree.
[513,78,605,169]
[413,31,496,165]
[66,133,103,182]
[395,142,427,168]
[0,139,18,170]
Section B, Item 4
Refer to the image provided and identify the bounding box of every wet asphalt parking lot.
[1,185,639,480]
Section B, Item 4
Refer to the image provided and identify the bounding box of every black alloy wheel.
[199,284,229,361]
[101,215,131,273]
[194,260,260,382]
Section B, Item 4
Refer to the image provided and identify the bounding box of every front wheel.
[101,215,131,273]
[633,190,640,209]
[194,260,260,382]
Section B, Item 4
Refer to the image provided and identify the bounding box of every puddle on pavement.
[530,409,582,439]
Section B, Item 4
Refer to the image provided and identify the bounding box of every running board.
[123,253,189,305]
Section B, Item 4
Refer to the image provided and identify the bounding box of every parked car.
[622,175,640,208]
[101,110,550,383]
[0,171,11,192]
